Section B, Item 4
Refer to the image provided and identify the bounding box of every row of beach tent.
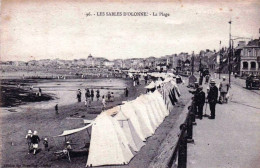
[56,77,181,167]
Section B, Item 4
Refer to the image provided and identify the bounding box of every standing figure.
[125,88,128,97]
[96,89,100,100]
[219,76,230,103]
[205,74,210,84]
[55,104,59,114]
[207,80,218,119]
[85,89,91,104]
[194,86,205,119]
[31,131,40,155]
[102,96,106,110]
[111,92,114,102]
[25,130,33,154]
[38,88,42,97]
[107,91,111,101]
[43,138,49,151]
[136,76,140,85]
[133,76,136,86]
[91,89,94,101]
[85,89,88,101]
[144,75,148,85]
[77,89,82,102]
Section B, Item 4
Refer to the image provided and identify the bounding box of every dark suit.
[194,90,205,119]
[207,86,218,119]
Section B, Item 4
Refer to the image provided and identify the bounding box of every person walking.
[91,89,94,101]
[55,104,59,114]
[25,130,33,154]
[43,138,49,151]
[207,80,218,119]
[219,76,230,103]
[194,86,205,119]
[31,131,40,155]
[96,89,100,100]
[85,89,88,101]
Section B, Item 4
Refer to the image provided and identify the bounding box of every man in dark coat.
[194,86,205,119]
[31,131,40,155]
[207,80,218,119]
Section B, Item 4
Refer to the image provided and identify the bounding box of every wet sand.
[0,78,147,167]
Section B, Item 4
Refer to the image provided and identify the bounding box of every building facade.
[239,39,260,76]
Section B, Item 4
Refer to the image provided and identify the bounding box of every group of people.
[192,80,217,119]
[192,75,230,120]
[25,130,48,155]
[132,75,140,86]
[76,88,101,103]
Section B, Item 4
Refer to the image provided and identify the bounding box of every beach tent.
[105,105,144,151]
[120,103,147,141]
[134,96,157,133]
[139,95,160,128]
[141,95,161,128]
[130,99,155,136]
[151,92,167,118]
[114,111,145,152]
[105,106,120,116]
[86,113,134,167]
[152,90,169,117]
[145,81,156,89]
[146,93,164,123]
[56,123,93,137]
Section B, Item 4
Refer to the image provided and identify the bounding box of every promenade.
[187,77,260,168]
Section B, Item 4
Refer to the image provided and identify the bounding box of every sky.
[1,0,260,61]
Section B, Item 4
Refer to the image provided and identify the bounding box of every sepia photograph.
[0,0,260,167]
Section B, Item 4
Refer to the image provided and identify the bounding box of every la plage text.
[85,12,170,17]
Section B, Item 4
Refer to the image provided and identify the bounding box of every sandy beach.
[0,77,146,167]
[0,75,190,168]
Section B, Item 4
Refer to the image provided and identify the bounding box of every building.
[239,39,260,76]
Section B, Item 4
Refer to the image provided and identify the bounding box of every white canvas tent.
[146,93,164,123]
[153,90,169,116]
[130,98,155,135]
[120,102,147,141]
[137,95,160,128]
[86,113,134,167]
[54,83,178,167]
[114,111,145,152]
[145,81,156,89]
[55,123,93,137]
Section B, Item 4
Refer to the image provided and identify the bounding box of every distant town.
[1,37,260,78]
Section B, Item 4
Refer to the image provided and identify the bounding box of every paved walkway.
[187,78,260,168]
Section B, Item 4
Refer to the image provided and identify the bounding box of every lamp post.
[228,20,232,85]
[191,51,194,75]
[219,41,221,79]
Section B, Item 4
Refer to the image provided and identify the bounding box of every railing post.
[178,124,187,168]
[190,101,197,125]
[186,110,194,143]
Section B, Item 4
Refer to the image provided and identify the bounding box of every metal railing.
[168,99,196,168]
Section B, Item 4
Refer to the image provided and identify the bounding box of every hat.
[44,138,48,141]
[66,141,70,144]
[210,80,216,84]
[222,76,226,79]
[28,130,32,134]
[33,131,38,135]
